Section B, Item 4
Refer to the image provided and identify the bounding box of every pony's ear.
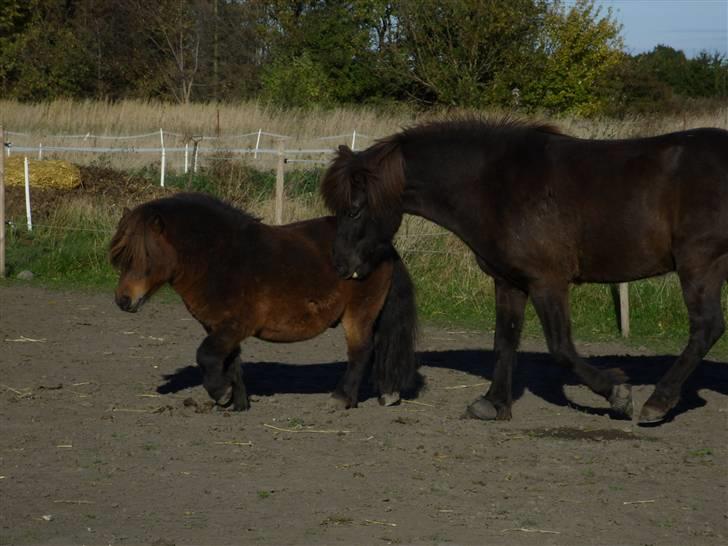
[149,214,164,234]
[337,144,354,158]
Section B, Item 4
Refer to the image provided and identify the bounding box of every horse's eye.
[348,209,362,219]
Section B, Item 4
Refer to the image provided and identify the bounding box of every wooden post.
[618,283,630,338]
[275,139,285,225]
[0,126,5,278]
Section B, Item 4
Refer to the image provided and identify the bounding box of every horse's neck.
[402,176,488,253]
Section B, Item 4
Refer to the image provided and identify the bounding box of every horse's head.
[322,142,405,279]
[110,206,177,313]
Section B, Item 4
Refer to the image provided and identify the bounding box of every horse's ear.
[337,144,353,158]
[149,214,164,234]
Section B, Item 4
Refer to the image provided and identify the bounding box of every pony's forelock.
[109,207,148,271]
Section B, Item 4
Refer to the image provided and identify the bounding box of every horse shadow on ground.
[157,350,728,424]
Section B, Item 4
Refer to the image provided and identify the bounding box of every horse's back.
[543,128,728,282]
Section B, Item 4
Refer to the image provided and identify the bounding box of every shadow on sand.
[157,347,728,424]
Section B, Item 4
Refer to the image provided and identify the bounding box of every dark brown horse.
[322,118,728,424]
[110,193,419,411]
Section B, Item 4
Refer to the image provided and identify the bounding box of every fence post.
[193,138,200,173]
[0,126,5,278]
[159,128,166,187]
[38,142,43,160]
[351,129,357,151]
[24,157,32,231]
[275,138,285,225]
[184,142,189,174]
[254,128,262,159]
[618,283,630,337]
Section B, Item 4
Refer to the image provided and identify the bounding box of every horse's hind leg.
[467,279,527,420]
[639,261,726,423]
[530,282,633,418]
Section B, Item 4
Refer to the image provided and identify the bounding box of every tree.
[386,0,546,107]
[260,0,391,106]
[517,0,624,115]
[0,1,93,100]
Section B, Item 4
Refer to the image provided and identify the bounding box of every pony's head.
[321,139,405,279]
[109,204,178,312]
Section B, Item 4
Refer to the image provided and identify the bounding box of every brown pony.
[322,118,728,425]
[110,193,419,411]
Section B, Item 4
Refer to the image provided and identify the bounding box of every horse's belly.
[577,239,674,283]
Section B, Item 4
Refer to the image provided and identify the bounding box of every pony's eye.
[348,209,362,219]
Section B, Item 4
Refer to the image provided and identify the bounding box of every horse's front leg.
[467,279,527,421]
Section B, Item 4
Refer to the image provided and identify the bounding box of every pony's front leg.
[225,350,250,411]
[467,280,527,421]
[334,321,374,409]
[197,334,248,409]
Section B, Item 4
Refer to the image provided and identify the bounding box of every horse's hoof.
[465,397,510,420]
[638,393,676,425]
[379,391,401,406]
[638,403,667,424]
[608,384,633,419]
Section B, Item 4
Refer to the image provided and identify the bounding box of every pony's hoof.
[378,391,401,406]
[465,397,510,421]
[608,384,633,419]
[232,397,251,411]
[328,393,354,410]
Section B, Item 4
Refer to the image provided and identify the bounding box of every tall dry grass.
[3,98,727,141]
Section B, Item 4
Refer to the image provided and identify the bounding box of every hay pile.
[2,156,81,189]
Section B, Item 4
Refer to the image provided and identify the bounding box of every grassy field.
[1,99,727,358]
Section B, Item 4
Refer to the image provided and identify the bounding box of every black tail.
[371,253,421,400]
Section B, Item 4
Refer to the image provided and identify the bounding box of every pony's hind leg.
[639,261,726,423]
[530,282,633,418]
[467,279,527,421]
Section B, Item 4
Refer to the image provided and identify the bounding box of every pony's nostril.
[117,295,131,310]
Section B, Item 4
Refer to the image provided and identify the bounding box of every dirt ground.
[1,284,726,546]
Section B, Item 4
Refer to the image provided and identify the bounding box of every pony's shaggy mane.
[109,193,259,269]
[321,116,563,215]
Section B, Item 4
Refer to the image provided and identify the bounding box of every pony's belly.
[256,298,343,342]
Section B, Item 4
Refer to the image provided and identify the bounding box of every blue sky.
[592,0,728,57]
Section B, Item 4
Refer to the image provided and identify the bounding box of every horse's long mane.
[321,116,563,215]
[322,137,405,218]
[110,193,259,269]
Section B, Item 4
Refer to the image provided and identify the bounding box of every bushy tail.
[372,254,421,402]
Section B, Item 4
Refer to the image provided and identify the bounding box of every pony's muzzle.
[115,293,145,313]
